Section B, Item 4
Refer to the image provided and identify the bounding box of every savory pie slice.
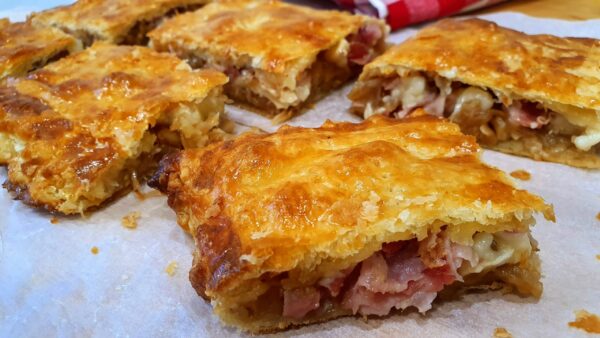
[349,19,600,168]
[0,42,229,214]
[149,114,554,333]
[0,19,81,80]
[148,0,388,120]
[29,0,211,46]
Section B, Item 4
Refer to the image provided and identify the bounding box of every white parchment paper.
[1,9,599,338]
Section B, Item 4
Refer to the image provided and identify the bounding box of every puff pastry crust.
[150,115,554,332]
[349,19,600,168]
[0,42,228,214]
[0,19,81,80]
[30,0,211,45]
[149,0,388,118]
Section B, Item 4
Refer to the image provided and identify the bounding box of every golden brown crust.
[153,115,553,331]
[0,20,81,79]
[349,18,600,168]
[0,43,228,214]
[30,0,211,45]
[150,0,382,73]
[149,0,388,113]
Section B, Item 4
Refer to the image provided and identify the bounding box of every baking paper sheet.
[1,9,600,338]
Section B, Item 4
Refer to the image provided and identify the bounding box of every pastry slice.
[349,18,600,168]
[149,114,554,333]
[30,0,211,46]
[0,42,229,214]
[148,0,388,120]
[0,19,81,80]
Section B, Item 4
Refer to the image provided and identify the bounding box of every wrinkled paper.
[1,8,599,338]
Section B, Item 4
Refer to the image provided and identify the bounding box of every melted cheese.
[460,231,532,275]
[573,129,600,151]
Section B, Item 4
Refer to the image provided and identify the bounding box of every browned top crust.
[148,0,387,73]
[0,19,80,79]
[151,115,553,298]
[30,0,211,43]
[354,18,600,130]
[0,43,227,214]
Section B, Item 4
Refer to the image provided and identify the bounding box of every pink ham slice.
[282,236,476,319]
[508,101,551,129]
[348,23,382,65]
[342,240,457,315]
[319,267,354,297]
[283,287,321,319]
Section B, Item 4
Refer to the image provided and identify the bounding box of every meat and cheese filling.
[349,19,600,168]
[350,72,600,168]
[30,0,211,46]
[148,0,388,119]
[0,19,81,80]
[150,116,553,333]
[0,43,229,214]
[279,230,538,320]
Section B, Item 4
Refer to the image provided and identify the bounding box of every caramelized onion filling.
[352,72,599,155]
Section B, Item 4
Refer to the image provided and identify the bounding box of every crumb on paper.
[165,261,178,277]
[510,169,531,181]
[144,190,164,199]
[569,310,600,334]
[271,111,293,125]
[91,246,99,255]
[50,217,59,224]
[596,254,600,261]
[596,212,600,221]
[122,211,141,230]
[493,327,512,338]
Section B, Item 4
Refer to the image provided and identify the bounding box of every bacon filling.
[355,73,597,153]
[281,230,529,320]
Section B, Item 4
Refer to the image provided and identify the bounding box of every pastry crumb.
[493,327,512,338]
[50,217,59,224]
[596,212,600,221]
[596,254,600,261]
[510,169,531,181]
[569,310,600,334]
[122,211,141,229]
[91,246,99,255]
[165,261,178,277]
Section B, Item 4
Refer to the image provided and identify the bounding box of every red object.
[332,0,509,30]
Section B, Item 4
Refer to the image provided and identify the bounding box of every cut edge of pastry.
[348,67,600,168]
[195,226,549,333]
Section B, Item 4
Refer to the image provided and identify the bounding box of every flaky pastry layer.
[30,0,211,45]
[0,43,228,214]
[0,19,81,80]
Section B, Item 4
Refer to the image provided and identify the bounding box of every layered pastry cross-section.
[0,42,228,214]
[30,0,211,46]
[149,0,388,120]
[150,115,554,333]
[349,19,600,168]
[0,19,81,80]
